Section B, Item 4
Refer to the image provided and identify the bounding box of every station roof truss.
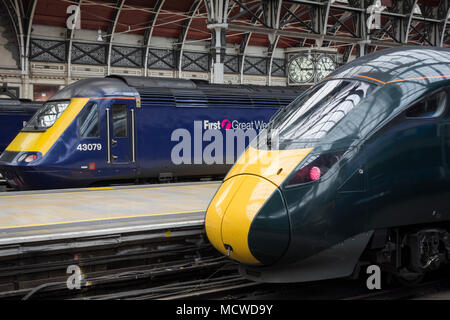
[0,0,449,74]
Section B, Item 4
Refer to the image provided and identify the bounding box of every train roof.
[49,76,302,101]
[48,75,303,108]
[329,46,450,85]
[49,77,139,101]
[108,75,302,95]
[0,99,42,113]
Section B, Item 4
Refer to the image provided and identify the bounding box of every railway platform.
[0,181,219,251]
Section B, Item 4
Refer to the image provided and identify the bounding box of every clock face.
[316,56,336,81]
[288,56,315,83]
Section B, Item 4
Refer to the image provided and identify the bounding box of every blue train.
[0,99,41,153]
[0,76,301,190]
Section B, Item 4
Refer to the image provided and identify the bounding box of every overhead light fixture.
[97,29,103,42]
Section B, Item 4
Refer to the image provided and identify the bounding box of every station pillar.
[205,0,229,84]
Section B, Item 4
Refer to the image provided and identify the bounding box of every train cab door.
[105,100,137,173]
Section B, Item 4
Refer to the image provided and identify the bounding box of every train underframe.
[357,223,450,284]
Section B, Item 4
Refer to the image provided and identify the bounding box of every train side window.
[406,91,447,118]
[79,103,99,138]
[112,104,128,137]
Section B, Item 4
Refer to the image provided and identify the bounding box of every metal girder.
[319,0,332,46]
[238,7,264,55]
[24,0,38,75]
[228,1,260,21]
[268,3,300,85]
[107,0,126,75]
[230,0,270,27]
[13,0,25,73]
[0,0,23,71]
[206,0,230,83]
[282,4,316,33]
[439,0,450,46]
[285,0,440,22]
[177,0,202,75]
[67,0,82,78]
[409,22,433,45]
[342,43,355,63]
[143,0,165,76]
[227,23,403,47]
[404,0,418,43]
[237,5,264,84]
[262,0,283,30]
[328,10,357,38]
[262,0,283,62]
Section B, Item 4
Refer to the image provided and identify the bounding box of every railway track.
[4,244,450,300]
[74,263,450,300]
[20,255,233,300]
[0,223,224,299]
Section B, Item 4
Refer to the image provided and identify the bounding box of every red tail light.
[286,151,344,186]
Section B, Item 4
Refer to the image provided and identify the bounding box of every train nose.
[205,174,290,265]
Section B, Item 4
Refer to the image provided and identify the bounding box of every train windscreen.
[254,79,376,150]
[22,101,70,131]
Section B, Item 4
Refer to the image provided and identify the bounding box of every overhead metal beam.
[318,0,332,46]
[237,7,264,84]
[1,0,23,71]
[439,4,450,46]
[404,0,418,43]
[227,23,403,47]
[177,0,202,76]
[107,0,126,75]
[143,0,166,77]
[24,0,38,76]
[67,0,82,79]
[268,2,299,85]
[281,4,316,33]
[206,0,230,83]
[230,0,270,28]
[228,2,260,22]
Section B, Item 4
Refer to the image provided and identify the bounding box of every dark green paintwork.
[248,187,290,265]
[247,47,450,267]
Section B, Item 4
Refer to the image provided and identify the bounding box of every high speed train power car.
[205,46,450,284]
[0,76,301,190]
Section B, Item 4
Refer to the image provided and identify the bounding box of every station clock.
[286,49,338,85]
[288,56,315,83]
[316,55,336,80]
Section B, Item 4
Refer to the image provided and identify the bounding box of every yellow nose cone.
[205,146,313,265]
[205,174,278,265]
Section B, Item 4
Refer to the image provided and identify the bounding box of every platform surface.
[0,182,220,244]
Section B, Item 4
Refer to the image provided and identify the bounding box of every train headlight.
[19,153,38,163]
[309,166,321,181]
[17,154,27,162]
[24,154,37,163]
[285,151,344,186]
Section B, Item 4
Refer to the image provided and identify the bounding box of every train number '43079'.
[76,143,102,151]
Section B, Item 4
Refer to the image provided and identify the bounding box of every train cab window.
[405,91,447,118]
[268,79,375,147]
[23,100,70,131]
[79,103,99,138]
[112,104,128,137]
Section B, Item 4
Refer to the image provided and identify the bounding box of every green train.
[205,46,450,284]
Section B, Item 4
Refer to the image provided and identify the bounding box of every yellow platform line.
[0,209,205,230]
[0,183,220,199]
